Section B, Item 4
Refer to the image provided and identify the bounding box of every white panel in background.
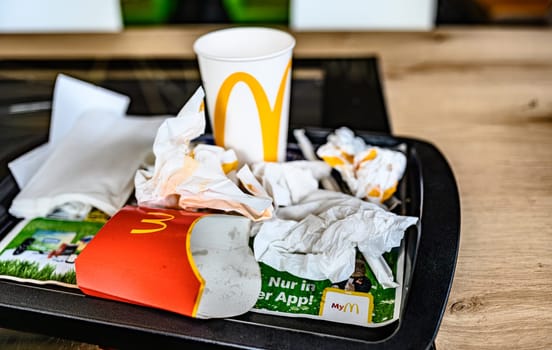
[0,0,122,33]
[290,0,437,31]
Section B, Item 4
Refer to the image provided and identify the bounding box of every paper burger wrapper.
[76,206,261,318]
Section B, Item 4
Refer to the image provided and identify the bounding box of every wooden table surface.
[0,26,551,350]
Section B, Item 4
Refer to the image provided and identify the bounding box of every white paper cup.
[193,27,295,164]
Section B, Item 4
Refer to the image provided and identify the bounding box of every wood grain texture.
[0,26,551,349]
[0,26,551,63]
[384,64,552,350]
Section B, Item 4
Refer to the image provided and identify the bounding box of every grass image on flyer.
[0,218,103,287]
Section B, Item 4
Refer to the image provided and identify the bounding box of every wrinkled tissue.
[134,87,332,221]
[252,190,417,288]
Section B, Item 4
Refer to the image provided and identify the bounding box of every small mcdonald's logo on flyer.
[330,302,360,314]
[319,287,373,326]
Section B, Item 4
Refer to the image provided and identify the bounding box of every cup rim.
[193,26,296,62]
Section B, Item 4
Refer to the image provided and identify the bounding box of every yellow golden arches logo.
[130,212,176,234]
[342,302,360,314]
[213,59,292,162]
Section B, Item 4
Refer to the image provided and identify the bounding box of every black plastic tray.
[0,58,460,349]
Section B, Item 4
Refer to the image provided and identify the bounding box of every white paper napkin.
[8,74,130,188]
[9,109,165,218]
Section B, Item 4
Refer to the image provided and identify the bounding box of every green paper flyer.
[0,213,404,328]
[252,248,404,327]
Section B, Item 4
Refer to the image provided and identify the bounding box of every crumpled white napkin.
[9,109,165,218]
[250,160,331,207]
[252,189,418,288]
[134,88,273,221]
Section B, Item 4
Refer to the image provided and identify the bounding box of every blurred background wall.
[120,0,551,27]
[0,0,549,33]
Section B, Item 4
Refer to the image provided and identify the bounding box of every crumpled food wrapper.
[134,88,273,221]
[316,127,407,203]
[252,189,418,288]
